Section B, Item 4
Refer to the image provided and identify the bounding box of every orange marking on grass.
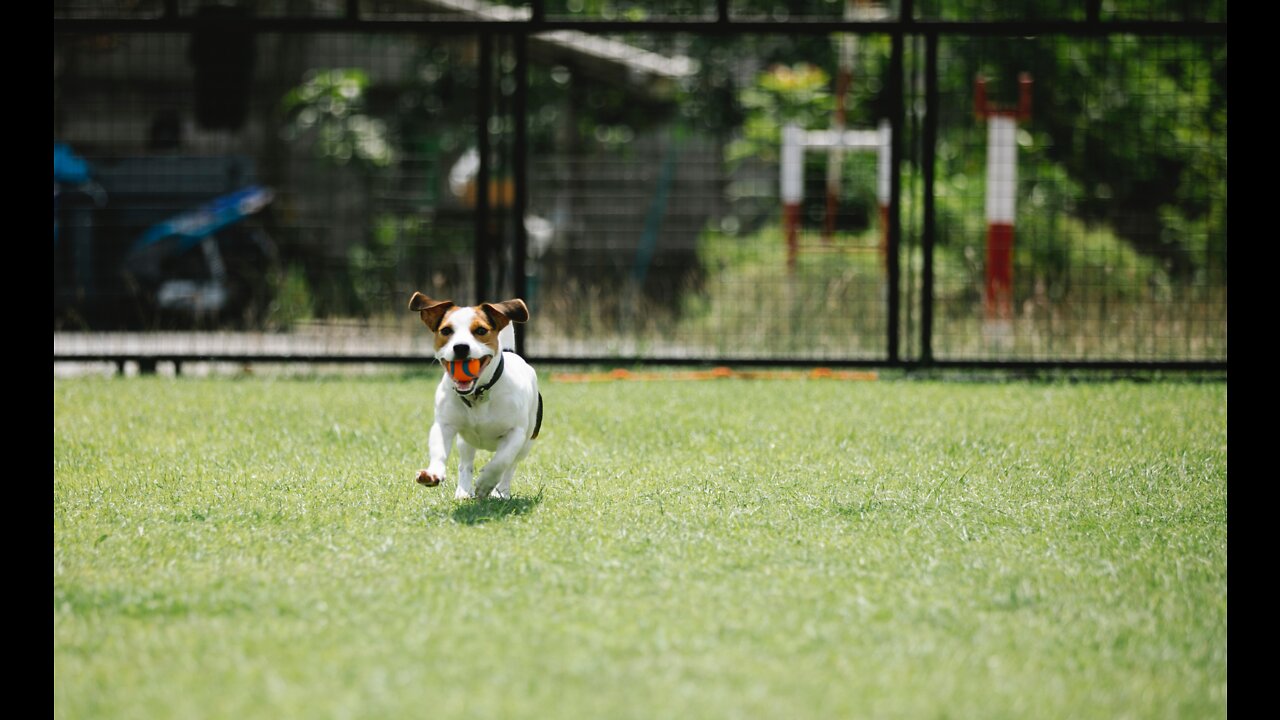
[550,368,878,383]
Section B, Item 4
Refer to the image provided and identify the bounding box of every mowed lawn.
[53,374,1227,719]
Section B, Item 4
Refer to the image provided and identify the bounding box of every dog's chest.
[445,393,522,451]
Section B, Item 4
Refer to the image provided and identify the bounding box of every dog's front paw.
[454,486,475,500]
[416,469,443,487]
[487,488,511,500]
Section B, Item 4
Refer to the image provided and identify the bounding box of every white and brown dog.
[409,292,542,500]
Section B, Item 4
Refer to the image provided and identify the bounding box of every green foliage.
[728,63,834,165]
[707,31,1224,279]
[937,35,1226,276]
[280,69,394,169]
[344,215,401,317]
[264,263,315,329]
[394,41,478,160]
[926,125,1176,304]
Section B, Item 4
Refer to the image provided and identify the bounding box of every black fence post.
[920,31,938,365]
[513,33,529,356]
[887,30,905,363]
[475,33,493,304]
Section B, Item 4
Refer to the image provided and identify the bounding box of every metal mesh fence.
[52,3,1226,368]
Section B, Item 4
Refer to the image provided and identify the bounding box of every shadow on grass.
[450,490,543,525]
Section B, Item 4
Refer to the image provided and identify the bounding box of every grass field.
[53,373,1227,719]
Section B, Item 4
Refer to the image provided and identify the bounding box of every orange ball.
[449,358,482,382]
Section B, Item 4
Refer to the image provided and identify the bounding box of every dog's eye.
[474,327,488,336]
[441,327,454,336]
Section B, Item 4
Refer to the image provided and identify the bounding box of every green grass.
[54,374,1227,719]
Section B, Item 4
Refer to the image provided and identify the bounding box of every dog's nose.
[453,344,470,358]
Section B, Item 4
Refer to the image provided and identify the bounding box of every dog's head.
[408,292,529,394]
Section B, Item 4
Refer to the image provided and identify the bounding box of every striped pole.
[975,73,1032,327]
[985,114,1017,321]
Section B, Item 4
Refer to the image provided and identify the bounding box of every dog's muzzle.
[442,354,492,395]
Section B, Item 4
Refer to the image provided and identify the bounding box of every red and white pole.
[985,114,1017,322]
[975,73,1032,329]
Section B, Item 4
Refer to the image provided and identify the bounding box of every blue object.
[130,185,275,256]
[53,143,92,184]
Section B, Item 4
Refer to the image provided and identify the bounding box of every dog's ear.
[481,298,529,329]
[408,292,454,331]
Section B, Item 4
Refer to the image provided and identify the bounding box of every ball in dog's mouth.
[443,356,490,393]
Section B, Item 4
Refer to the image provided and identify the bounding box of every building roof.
[413,0,698,97]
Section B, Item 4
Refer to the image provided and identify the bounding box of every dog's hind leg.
[475,432,528,499]
[491,467,515,500]
[490,441,530,500]
[455,437,477,499]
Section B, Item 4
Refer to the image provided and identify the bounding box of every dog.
[409,292,542,500]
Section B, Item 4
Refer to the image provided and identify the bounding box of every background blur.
[53,1,1227,367]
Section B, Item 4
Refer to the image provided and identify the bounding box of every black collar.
[458,351,506,407]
